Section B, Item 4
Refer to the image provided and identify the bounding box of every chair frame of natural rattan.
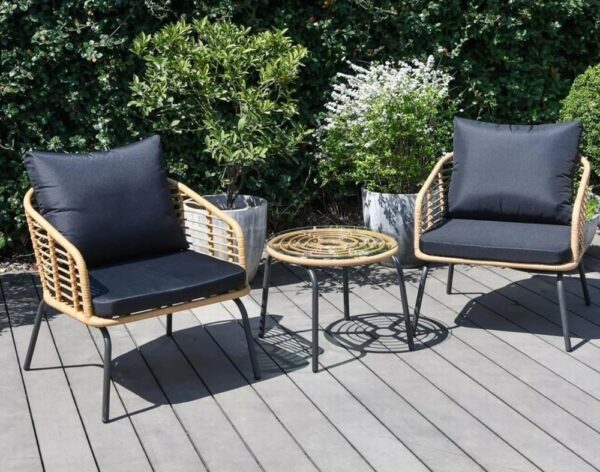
[22,178,260,422]
[413,152,592,352]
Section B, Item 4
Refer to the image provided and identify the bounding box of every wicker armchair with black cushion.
[22,135,260,423]
[414,118,591,352]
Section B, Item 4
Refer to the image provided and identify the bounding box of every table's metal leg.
[343,267,350,320]
[259,255,272,338]
[578,261,591,306]
[166,313,172,337]
[307,268,319,372]
[447,264,454,294]
[393,256,415,351]
[413,264,429,335]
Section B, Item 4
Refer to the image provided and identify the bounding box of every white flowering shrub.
[318,56,456,194]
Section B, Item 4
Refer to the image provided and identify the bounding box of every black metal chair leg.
[556,273,572,352]
[23,301,45,371]
[307,268,319,372]
[166,313,173,337]
[259,255,272,338]
[413,264,429,335]
[578,262,591,306]
[100,327,112,423]
[342,267,350,320]
[393,256,414,351]
[447,264,454,294]
[234,299,261,380]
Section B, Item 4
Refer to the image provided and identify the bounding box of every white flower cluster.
[321,56,452,131]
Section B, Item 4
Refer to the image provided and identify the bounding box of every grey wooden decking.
[3,241,600,472]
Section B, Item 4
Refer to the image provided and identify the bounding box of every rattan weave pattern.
[267,226,398,268]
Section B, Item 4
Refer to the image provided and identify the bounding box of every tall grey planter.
[584,213,600,252]
[185,195,267,282]
[362,189,421,267]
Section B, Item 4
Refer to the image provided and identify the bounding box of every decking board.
[0,278,43,472]
[3,249,600,471]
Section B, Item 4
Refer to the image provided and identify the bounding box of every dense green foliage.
[561,63,600,176]
[130,18,308,207]
[318,58,455,194]
[1,0,598,253]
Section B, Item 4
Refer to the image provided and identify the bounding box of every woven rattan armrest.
[413,152,454,246]
[168,179,247,270]
[24,189,94,320]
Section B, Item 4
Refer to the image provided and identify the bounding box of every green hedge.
[1,1,598,252]
[561,63,600,176]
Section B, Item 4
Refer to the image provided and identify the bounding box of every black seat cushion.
[24,135,188,267]
[420,219,572,265]
[448,117,582,225]
[89,250,246,317]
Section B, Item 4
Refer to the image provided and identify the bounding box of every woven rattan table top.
[266,226,398,268]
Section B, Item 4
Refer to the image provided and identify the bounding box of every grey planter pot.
[362,189,421,267]
[583,214,600,253]
[185,195,267,283]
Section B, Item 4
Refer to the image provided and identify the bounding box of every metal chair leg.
[556,273,572,352]
[234,299,261,380]
[413,264,429,335]
[23,301,45,371]
[447,264,454,294]
[342,267,350,320]
[307,268,319,372]
[393,256,414,351]
[166,313,173,337]
[259,255,272,338]
[100,327,112,423]
[578,262,591,306]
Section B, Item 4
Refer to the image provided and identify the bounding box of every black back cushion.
[24,135,188,267]
[448,118,582,225]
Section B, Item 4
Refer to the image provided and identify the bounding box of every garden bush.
[130,18,308,208]
[318,57,455,195]
[1,0,598,253]
[561,63,600,178]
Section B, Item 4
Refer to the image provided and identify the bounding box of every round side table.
[259,226,413,372]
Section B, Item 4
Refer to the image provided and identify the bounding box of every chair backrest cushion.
[24,135,188,267]
[447,117,582,225]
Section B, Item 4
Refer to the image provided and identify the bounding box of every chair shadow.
[325,312,450,354]
[0,273,60,337]
[112,316,310,406]
[454,274,599,350]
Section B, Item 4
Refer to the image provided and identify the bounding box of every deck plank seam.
[184,312,323,472]
[121,323,211,471]
[345,269,600,470]
[405,267,600,406]
[159,317,267,472]
[261,264,494,472]
[448,267,600,375]
[214,301,379,472]
[281,264,542,472]
[352,266,600,466]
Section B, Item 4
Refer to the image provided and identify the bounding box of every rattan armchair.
[413,119,592,352]
[22,139,260,423]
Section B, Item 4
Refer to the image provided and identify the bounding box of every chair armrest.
[414,152,454,250]
[24,189,94,319]
[168,179,247,269]
[571,157,592,262]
